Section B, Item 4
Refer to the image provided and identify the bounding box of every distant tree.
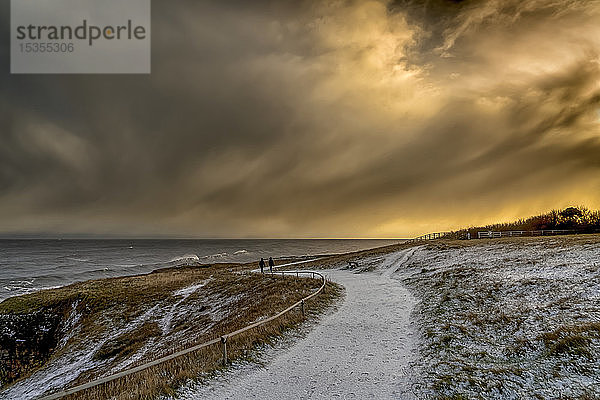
[561,207,583,219]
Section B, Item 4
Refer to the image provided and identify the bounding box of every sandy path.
[179,249,419,399]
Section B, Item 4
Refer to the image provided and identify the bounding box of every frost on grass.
[404,238,600,399]
[0,267,321,400]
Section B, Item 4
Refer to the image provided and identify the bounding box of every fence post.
[221,336,227,365]
[301,300,305,316]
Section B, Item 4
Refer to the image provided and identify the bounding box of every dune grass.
[0,263,343,399]
[60,279,342,400]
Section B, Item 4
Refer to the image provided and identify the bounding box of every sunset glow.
[2,0,600,238]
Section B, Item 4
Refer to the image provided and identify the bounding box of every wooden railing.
[38,270,326,400]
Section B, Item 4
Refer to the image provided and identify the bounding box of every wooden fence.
[407,228,588,242]
[476,229,576,239]
[406,232,449,243]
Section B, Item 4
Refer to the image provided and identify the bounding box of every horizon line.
[0,235,412,240]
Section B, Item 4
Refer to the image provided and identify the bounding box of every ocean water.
[0,239,400,302]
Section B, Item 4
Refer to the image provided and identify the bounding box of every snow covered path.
[179,249,419,399]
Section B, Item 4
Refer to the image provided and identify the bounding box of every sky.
[1,0,599,238]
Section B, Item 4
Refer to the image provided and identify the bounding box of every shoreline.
[0,239,401,303]
[4,232,600,307]
[7,232,599,303]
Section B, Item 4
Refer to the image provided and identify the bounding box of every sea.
[0,239,401,302]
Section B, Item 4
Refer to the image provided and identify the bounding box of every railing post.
[221,336,227,365]
[301,299,305,316]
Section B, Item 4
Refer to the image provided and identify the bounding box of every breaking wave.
[169,254,201,264]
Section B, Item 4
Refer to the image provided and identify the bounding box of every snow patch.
[173,281,208,299]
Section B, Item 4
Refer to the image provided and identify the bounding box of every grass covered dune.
[0,262,342,399]
[344,234,600,399]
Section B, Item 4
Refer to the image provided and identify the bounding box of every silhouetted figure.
[268,257,275,273]
[259,258,265,274]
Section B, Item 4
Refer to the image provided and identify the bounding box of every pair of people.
[259,257,275,273]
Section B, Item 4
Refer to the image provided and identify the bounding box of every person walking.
[259,258,265,274]
[268,257,275,273]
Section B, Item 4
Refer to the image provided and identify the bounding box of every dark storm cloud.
[1,0,599,237]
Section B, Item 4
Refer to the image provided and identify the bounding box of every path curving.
[179,249,420,399]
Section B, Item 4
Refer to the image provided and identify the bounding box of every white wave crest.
[169,254,200,263]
